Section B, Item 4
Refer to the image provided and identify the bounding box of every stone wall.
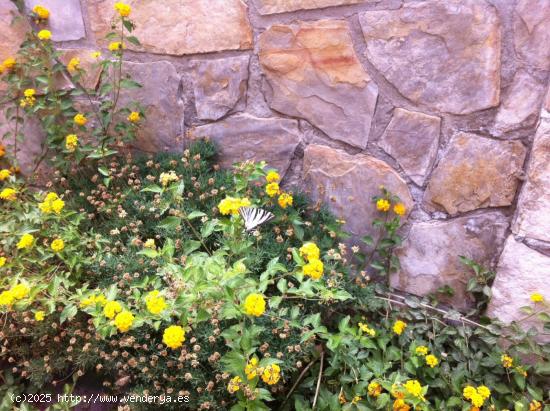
[1,0,549,321]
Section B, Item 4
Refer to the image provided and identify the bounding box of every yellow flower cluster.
[144,239,156,249]
[368,381,382,397]
[0,169,10,181]
[245,357,260,379]
[114,2,131,17]
[414,345,439,367]
[17,233,35,250]
[159,171,179,187]
[404,380,423,398]
[91,51,101,59]
[0,283,30,307]
[67,57,80,73]
[32,5,50,19]
[20,88,36,108]
[278,192,293,209]
[39,192,65,214]
[1,57,16,74]
[80,293,107,308]
[51,238,64,252]
[530,400,542,411]
[265,170,293,208]
[393,320,407,335]
[128,111,140,122]
[299,242,324,280]
[299,242,320,260]
[501,354,513,368]
[65,134,78,152]
[74,113,87,126]
[243,293,266,317]
[145,290,166,315]
[218,196,251,216]
[37,29,51,41]
[103,300,122,319]
[415,345,428,356]
[376,198,407,216]
[261,363,281,385]
[0,188,17,201]
[530,292,544,303]
[227,376,241,394]
[463,385,491,408]
[265,182,279,197]
[163,325,185,349]
[108,41,124,52]
[358,322,376,337]
[0,257,6,267]
[35,310,45,321]
[114,310,134,332]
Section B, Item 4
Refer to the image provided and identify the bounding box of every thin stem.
[312,348,324,410]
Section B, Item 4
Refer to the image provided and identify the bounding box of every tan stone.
[259,19,378,149]
[391,212,509,311]
[513,0,550,70]
[378,108,440,186]
[493,70,545,135]
[193,114,301,176]
[58,49,103,90]
[545,86,550,112]
[253,0,365,15]
[424,133,526,215]
[24,0,85,41]
[117,61,183,152]
[192,55,250,121]
[359,0,501,114]
[88,0,253,56]
[488,236,550,339]
[0,0,29,91]
[303,144,413,242]
[513,112,550,243]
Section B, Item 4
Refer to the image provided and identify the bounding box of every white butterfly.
[238,207,275,232]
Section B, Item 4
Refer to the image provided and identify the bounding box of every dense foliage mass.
[1,2,549,411]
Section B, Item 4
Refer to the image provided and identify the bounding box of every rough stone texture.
[424,133,526,215]
[118,61,183,152]
[545,86,550,112]
[192,55,250,121]
[378,108,440,186]
[253,0,365,15]
[88,0,253,56]
[513,0,550,70]
[58,49,103,90]
[0,0,29,91]
[193,114,300,176]
[259,19,378,149]
[493,70,545,135]
[513,112,550,243]
[488,236,550,336]
[359,0,501,115]
[391,211,510,311]
[303,144,413,241]
[24,0,86,41]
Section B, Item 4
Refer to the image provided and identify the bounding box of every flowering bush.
[1,3,549,411]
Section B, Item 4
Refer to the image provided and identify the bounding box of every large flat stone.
[259,19,378,149]
[359,0,501,115]
[391,212,510,311]
[192,55,250,121]
[0,0,29,91]
[88,0,253,56]
[424,133,526,215]
[118,61,183,152]
[513,112,550,243]
[513,0,550,70]
[493,70,545,135]
[488,236,550,336]
[57,49,103,90]
[24,0,86,41]
[378,108,440,186]
[193,114,301,176]
[253,0,365,15]
[303,144,413,242]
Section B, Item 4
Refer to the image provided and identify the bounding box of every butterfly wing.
[239,207,274,232]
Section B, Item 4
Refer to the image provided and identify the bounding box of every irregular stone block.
[513,112,550,243]
[513,0,550,70]
[391,212,509,311]
[0,0,29,91]
[88,0,253,56]
[378,108,440,186]
[424,133,526,215]
[493,70,545,135]
[303,144,413,242]
[488,236,550,337]
[192,55,250,121]
[118,61,183,152]
[24,0,86,41]
[253,0,365,15]
[193,114,301,176]
[259,19,378,149]
[359,0,501,114]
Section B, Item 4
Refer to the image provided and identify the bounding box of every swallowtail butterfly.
[238,207,275,232]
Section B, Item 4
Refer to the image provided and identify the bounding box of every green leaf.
[158,216,181,230]
[120,79,142,89]
[126,35,141,46]
[60,305,78,324]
